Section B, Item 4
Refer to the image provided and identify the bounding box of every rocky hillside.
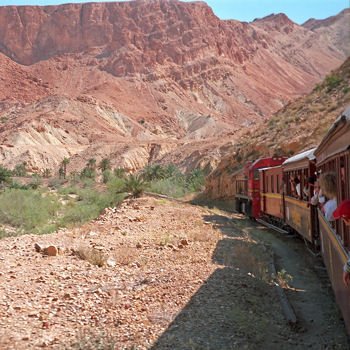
[0,1,349,173]
[206,56,350,199]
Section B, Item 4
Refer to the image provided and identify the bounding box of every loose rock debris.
[0,197,348,349]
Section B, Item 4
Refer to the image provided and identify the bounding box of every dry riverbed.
[0,197,348,349]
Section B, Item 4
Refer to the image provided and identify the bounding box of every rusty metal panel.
[319,213,350,335]
[285,196,312,242]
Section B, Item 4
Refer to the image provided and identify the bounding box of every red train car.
[235,157,287,218]
[314,107,350,334]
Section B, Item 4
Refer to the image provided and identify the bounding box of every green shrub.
[148,178,187,198]
[123,174,146,197]
[145,166,205,197]
[0,189,60,232]
[59,188,125,226]
[113,167,126,179]
[325,74,343,92]
[343,86,350,94]
[98,158,111,172]
[186,168,205,192]
[80,167,96,179]
[28,174,42,189]
[102,169,112,184]
[13,163,27,177]
[60,203,101,225]
[9,181,29,190]
[48,177,66,189]
[142,164,166,181]
[0,165,11,184]
[58,185,80,196]
[107,177,125,194]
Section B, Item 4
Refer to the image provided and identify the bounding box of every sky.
[0,0,348,24]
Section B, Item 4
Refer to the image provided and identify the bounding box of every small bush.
[325,74,343,92]
[148,178,186,198]
[28,174,42,189]
[74,246,107,267]
[102,169,112,184]
[13,163,27,177]
[59,187,125,226]
[80,167,96,179]
[0,189,60,232]
[123,174,146,198]
[343,86,350,94]
[186,169,205,192]
[58,185,80,196]
[9,181,29,190]
[107,177,125,194]
[113,167,126,179]
[0,165,11,185]
[141,164,205,198]
[48,177,65,189]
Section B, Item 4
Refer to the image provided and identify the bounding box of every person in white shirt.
[291,176,301,198]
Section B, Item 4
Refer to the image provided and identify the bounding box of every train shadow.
[151,214,276,350]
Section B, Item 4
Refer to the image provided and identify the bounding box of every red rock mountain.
[0,1,349,173]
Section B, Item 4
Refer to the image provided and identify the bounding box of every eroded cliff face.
[0,1,349,173]
[205,57,350,199]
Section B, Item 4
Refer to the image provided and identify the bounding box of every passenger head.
[293,176,300,184]
[333,200,350,226]
[319,172,337,198]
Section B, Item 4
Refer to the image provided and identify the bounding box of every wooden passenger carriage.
[282,148,317,243]
[314,106,350,334]
[259,165,284,224]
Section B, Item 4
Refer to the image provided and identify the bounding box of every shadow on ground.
[151,214,284,350]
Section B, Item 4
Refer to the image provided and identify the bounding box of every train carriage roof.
[283,148,316,165]
[258,165,282,172]
[282,148,316,171]
[314,106,350,164]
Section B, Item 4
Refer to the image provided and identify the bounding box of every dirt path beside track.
[153,210,349,350]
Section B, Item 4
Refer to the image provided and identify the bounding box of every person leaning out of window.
[319,172,337,222]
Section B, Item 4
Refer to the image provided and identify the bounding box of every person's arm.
[343,260,350,287]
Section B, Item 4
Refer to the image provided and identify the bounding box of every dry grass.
[74,246,107,267]
[68,329,116,350]
[276,269,293,289]
[230,242,270,282]
[158,232,176,246]
[113,247,138,266]
[187,229,215,242]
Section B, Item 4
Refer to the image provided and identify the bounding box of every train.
[233,106,350,334]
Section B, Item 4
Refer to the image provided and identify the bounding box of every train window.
[267,175,269,192]
[253,169,259,180]
[271,175,274,193]
[277,175,280,193]
[340,156,346,200]
[266,175,269,192]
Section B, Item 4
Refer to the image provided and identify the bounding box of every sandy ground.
[0,196,348,349]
